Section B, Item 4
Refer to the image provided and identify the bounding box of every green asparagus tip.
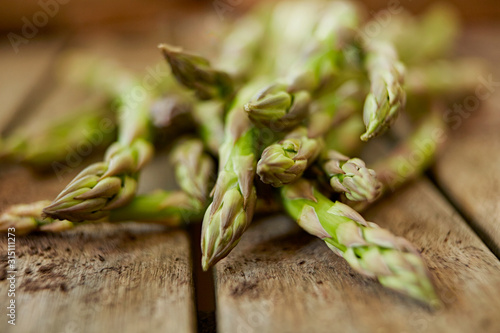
[158,43,234,100]
[244,83,310,130]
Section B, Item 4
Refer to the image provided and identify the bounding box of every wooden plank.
[214,179,500,333]
[0,35,196,332]
[0,38,63,133]
[433,25,500,256]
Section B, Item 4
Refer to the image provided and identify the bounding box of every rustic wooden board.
[0,35,197,332]
[0,38,63,134]
[433,25,500,256]
[214,179,500,333]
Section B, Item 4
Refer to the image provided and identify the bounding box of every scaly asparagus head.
[159,44,234,100]
[44,56,156,223]
[361,40,406,141]
[170,138,215,205]
[321,150,381,202]
[257,127,324,187]
[201,83,262,270]
[0,201,73,235]
[281,179,440,306]
[43,138,153,222]
[244,82,311,130]
[2,191,204,235]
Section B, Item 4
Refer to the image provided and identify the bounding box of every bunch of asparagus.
[0,0,485,307]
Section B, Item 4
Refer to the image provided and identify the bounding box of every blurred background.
[1,0,499,37]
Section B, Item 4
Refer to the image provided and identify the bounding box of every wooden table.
[1,22,500,333]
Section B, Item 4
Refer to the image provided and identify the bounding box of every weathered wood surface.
[0,34,196,333]
[433,25,500,257]
[1,24,500,333]
[214,180,500,333]
[0,38,63,134]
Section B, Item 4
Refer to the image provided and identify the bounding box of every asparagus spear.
[0,102,115,168]
[361,40,406,141]
[406,59,486,97]
[320,150,381,202]
[43,61,154,222]
[374,110,447,194]
[1,191,203,235]
[192,100,226,156]
[307,80,362,138]
[257,126,324,187]
[159,44,234,101]
[244,1,360,130]
[200,82,263,270]
[373,3,459,65]
[281,179,439,306]
[215,12,270,81]
[170,137,215,205]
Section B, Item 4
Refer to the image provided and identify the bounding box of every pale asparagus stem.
[159,44,234,101]
[43,62,155,222]
[281,179,440,306]
[406,59,486,97]
[1,192,204,235]
[374,3,459,65]
[321,150,382,202]
[307,80,362,138]
[192,101,226,156]
[170,138,215,205]
[257,127,324,187]
[361,40,406,141]
[244,1,360,130]
[201,83,264,271]
[374,111,447,194]
[0,100,115,168]
[216,13,269,81]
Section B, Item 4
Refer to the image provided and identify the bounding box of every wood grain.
[433,26,500,256]
[214,180,500,333]
[0,34,196,332]
[0,38,63,133]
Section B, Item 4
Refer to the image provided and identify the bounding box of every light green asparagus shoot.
[281,179,439,306]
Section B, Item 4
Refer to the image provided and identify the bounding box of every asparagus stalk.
[244,1,360,130]
[1,191,203,235]
[373,3,459,65]
[374,110,447,194]
[307,80,363,138]
[159,44,234,101]
[170,138,215,205]
[43,62,155,222]
[281,179,439,306]
[0,102,115,168]
[257,126,324,187]
[200,82,263,270]
[320,150,381,202]
[192,100,226,156]
[406,59,486,97]
[215,12,270,81]
[361,40,406,141]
